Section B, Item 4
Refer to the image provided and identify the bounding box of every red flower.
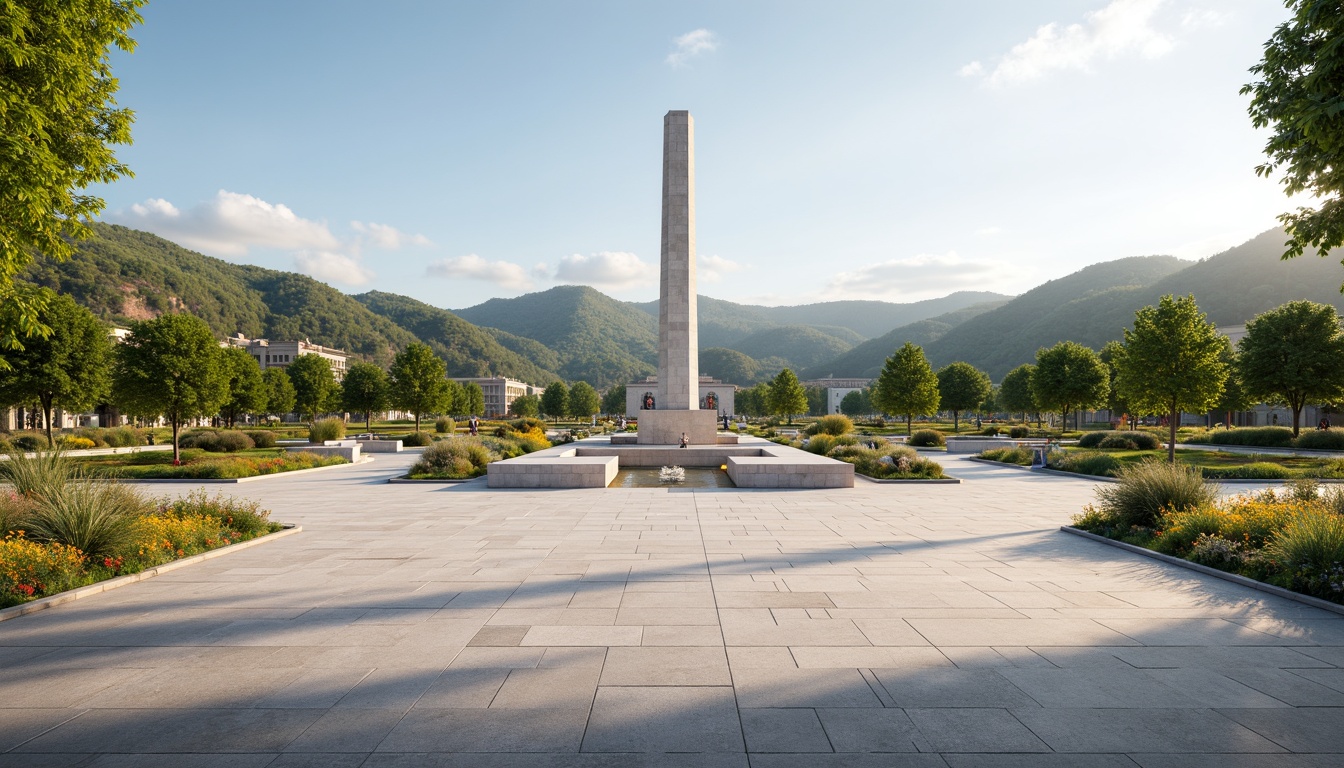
[14,584,34,596]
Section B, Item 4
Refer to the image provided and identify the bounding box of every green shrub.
[511,417,547,433]
[1094,459,1218,529]
[978,446,1033,465]
[1200,462,1293,480]
[1009,426,1029,438]
[908,429,944,447]
[1293,428,1344,451]
[11,432,50,452]
[402,431,434,447]
[480,436,526,460]
[244,430,278,448]
[104,426,144,447]
[1077,431,1107,448]
[1049,450,1123,477]
[1097,435,1138,451]
[828,443,945,479]
[808,415,853,437]
[57,436,97,451]
[435,416,456,434]
[25,481,147,558]
[74,428,108,448]
[410,437,498,478]
[180,430,255,453]
[1195,427,1294,448]
[164,490,275,537]
[309,418,346,443]
[979,426,1001,436]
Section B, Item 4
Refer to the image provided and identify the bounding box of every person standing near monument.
[679,432,688,448]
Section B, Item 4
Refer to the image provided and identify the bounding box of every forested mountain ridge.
[801,300,1010,379]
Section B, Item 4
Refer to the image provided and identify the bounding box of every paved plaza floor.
[3,451,1344,766]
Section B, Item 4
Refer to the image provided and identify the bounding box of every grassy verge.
[72,448,347,479]
[1026,447,1344,479]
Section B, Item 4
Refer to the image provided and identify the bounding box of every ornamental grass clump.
[1292,428,1344,450]
[435,417,456,434]
[978,446,1034,465]
[410,437,498,478]
[908,429,944,447]
[0,449,76,497]
[807,415,853,437]
[309,418,346,443]
[402,431,434,447]
[244,430,277,448]
[180,429,255,452]
[1197,427,1294,448]
[828,443,944,479]
[1094,459,1217,529]
[1267,512,1344,599]
[23,481,147,558]
[1048,450,1123,478]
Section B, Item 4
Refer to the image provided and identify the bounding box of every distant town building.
[450,377,538,418]
[801,377,872,415]
[626,375,736,418]
[224,333,348,380]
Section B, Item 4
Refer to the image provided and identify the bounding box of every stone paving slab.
[1,453,1342,764]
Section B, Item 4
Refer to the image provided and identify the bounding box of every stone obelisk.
[639,110,718,445]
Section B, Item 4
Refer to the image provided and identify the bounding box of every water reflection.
[609,467,735,488]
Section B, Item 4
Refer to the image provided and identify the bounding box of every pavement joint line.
[2,708,89,754]
[1060,525,1344,617]
[0,524,303,623]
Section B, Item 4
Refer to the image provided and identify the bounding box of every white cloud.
[823,251,1016,300]
[426,253,534,290]
[666,28,717,67]
[965,0,1174,87]
[350,220,432,250]
[120,190,340,256]
[555,251,654,289]
[975,226,1004,237]
[699,254,747,283]
[958,61,984,78]
[294,251,374,286]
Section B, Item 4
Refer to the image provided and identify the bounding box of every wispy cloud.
[666,28,717,67]
[554,251,654,289]
[961,0,1174,87]
[699,254,747,283]
[823,251,1016,301]
[111,190,434,285]
[294,251,374,286]
[426,254,534,291]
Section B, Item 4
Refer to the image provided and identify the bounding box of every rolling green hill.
[801,300,1009,379]
[725,325,855,371]
[352,291,560,382]
[22,224,418,365]
[454,285,659,387]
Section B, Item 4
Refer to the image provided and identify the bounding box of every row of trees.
[528,380,602,422]
[0,302,491,461]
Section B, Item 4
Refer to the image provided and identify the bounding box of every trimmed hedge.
[1078,430,1161,450]
[1192,427,1295,448]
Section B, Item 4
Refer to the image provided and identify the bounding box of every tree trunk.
[41,395,54,449]
[906,415,912,435]
[1168,405,1179,464]
[953,410,960,433]
[366,412,373,434]
[415,413,421,433]
[1291,401,1303,437]
[172,418,181,465]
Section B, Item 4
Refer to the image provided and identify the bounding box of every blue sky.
[96,0,1295,310]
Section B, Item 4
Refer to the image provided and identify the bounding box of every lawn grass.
[1036,447,1344,479]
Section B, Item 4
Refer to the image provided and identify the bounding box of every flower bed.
[406,421,552,479]
[74,448,347,479]
[1072,461,1344,605]
[1,488,282,609]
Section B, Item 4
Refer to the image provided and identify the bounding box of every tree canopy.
[510,393,540,417]
[601,384,626,416]
[767,368,808,423]
[1243,1,1344,266]
[840,388,870,418]
[568,381,600,419]
[1238,300,1344,436]
[389,342,451,433]
[1114,295,1229,461]
[936,361,991,433]
[0,293,111,444]
[287,354,338,424]
[459,382,485,417]
[1,1,144,361]
[218,347,267,428]
[341,361,389,432]
[262,367,295,421]
[998,364,1037,423]
[872,342,940,435]
[540,381,569,423]
[1031,341,1109,433]
[112,313,227,462]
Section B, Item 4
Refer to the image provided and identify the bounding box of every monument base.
[636,409,718,445]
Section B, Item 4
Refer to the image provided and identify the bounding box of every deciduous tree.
[1,1,145,362]
[840,389,870,418]
[1114,295,1229,461]
[218,347,267,428]
[998,364,1037,425]
[936,362,991,433]
[872,343,940,435]
[287,354,338,424]
[112,313,227,463]
[389,343,451,433]
[460,382,485,417]
[540,381,569,423]
[0,294,111,445]
[341,361,389,433]
[601,384,626,416]
[1031,341,1109,434]
[1242,1,1344,268]
[262,368,296,422]
[510,393,540,418]
[568,381,600,420]
[1238,300,1344,436]
[767,369,808,424]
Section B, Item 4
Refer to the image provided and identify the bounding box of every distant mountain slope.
[23,224,418,365]
[802,300,1009,379]
[455,285,658,387]
[353,291,560,383]
[916,229,1344,380]
[725,325,855,371]
[630,290,1012,344]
